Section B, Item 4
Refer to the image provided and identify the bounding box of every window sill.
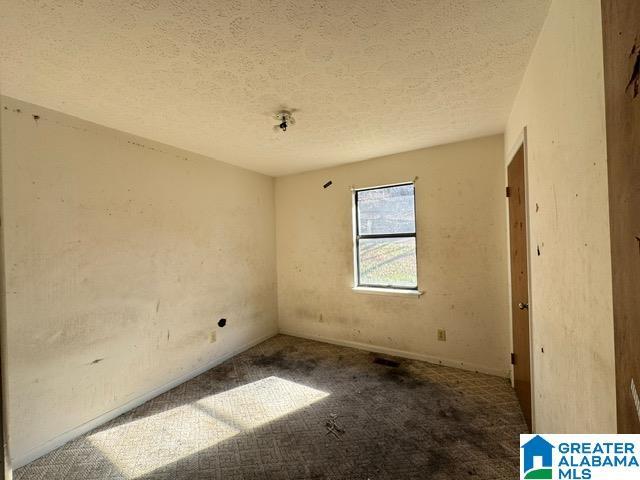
[352,286,423,297]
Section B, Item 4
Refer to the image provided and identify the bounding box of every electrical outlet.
[209,331,217,343]
[437,329,447,341]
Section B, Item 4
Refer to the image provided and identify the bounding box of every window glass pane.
[357,184,415,235]
[358,237,417,288]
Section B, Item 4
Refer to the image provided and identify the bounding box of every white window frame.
[351,181,422,296]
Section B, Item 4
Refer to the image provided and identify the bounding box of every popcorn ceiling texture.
[0,0,550,176]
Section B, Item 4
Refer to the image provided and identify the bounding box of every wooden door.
[508,144,532,430]
[601,0,640,433]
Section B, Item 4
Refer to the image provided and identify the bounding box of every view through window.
[354,183,418,289]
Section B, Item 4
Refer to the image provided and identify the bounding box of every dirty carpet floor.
[15,335,527,480]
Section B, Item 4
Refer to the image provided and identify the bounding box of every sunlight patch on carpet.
[88,376,329,478]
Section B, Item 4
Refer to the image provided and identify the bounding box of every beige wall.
[0,96,278,466]
[276,135,511,376]
[505,0,616,432]
[0,0,618,465]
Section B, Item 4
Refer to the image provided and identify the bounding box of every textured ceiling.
[0,0,550,176]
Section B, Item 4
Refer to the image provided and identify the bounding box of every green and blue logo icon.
[520,434,640,479]
[521,435,554,479]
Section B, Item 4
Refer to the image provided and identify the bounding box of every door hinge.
[510,352,515,365]
[506,186,511,198]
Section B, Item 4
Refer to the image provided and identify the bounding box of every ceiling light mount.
[273,110,296,133]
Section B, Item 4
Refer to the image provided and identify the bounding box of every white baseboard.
[12,331,276,470]
[279,328,509,378]
[12,328,507,469]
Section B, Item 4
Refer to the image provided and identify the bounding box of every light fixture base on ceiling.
[273,110,296,133]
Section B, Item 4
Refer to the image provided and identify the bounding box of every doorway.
[507,143,532,430]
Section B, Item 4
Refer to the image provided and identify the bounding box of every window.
[353,182,418,291]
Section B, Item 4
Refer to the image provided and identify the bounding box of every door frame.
[0,92,8,479]
[505,127,536,432]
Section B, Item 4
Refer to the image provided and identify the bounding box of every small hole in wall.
[218,318,227,327]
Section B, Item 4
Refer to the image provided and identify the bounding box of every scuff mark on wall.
[127,140,162,153]
[626,37,640,98]
[89,358,104,365]
[552,184,559,227]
